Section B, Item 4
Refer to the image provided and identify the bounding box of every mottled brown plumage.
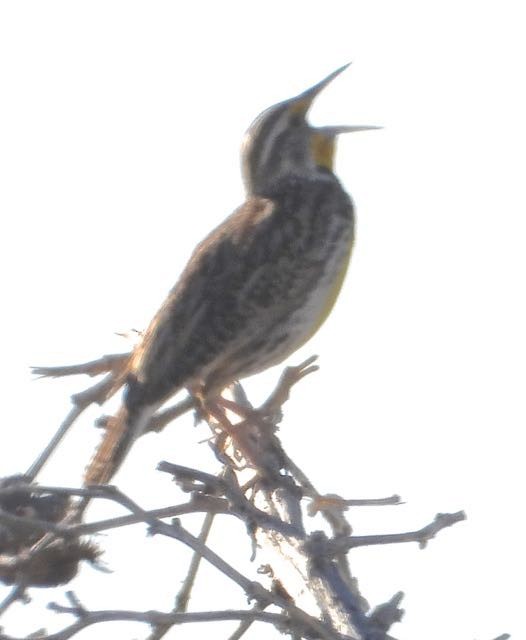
[85,65,376,485]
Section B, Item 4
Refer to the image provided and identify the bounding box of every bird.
[84,63,378,485]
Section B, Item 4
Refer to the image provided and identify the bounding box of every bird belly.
[279,238,354,356]
[230,234,354,379]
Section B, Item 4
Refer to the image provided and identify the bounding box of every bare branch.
[74,496,228,536]
[213,379,371,639]
[226,616,257,640]
[31,353,130,379]
[225,603,272,640]
[144,396,196,433]
[0,483,120,504]
[95,394,196,435]
[307,495,402,516]
[158,461,303,538]
[174,513,215,612]
[0,585,28,617]
[74,485,347,640]
[147,512,216,640]
[368,592,404,633]
[63,591,88,617]
[69,372,122,407]
[0,506,65,537]
[0,481,229,537]
[26,352,133,481]
[258,355,319,418]
[328,511,467,554]
[7,347,476,640]
[0,607,298,640]
[24,405,85,481]
[25,375,123,482]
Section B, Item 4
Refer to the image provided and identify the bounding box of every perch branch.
[220,376,371,638]
[6,348,473,640]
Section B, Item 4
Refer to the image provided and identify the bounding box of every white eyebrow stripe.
[256,109,289,172]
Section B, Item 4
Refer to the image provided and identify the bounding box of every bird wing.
[126,195,279,405]
[85,175,351,484]
[85,196,280,485]
[127,174,351,408]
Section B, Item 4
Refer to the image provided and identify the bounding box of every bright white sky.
[0,2,524,639]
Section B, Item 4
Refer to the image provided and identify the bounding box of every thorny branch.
[0,352,502,639]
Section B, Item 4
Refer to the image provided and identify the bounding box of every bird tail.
[84,403,154,485]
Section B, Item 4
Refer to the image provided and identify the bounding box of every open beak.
[316,124,383,135]
[287,63,351,116]
[311,125,381,170]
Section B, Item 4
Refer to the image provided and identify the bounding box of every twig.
[29,351,193,485]
[328,511,467,554]
[63,591,87,617]
[25,373,122,482]
[0,584,28,617]
[95,395,196,434]
[69,372,122,407]
[158,462,303,538]
[0,482,229,537]
[12,348,472,640]
[226,619,255,640]
[0,506,66,537]
[308,495,402,515]
[26,351,133,481]
[258,355,319,417]
[175,512,215,612]
[0,607,297,640]
[24,405,85,481]
[31,353,130,379]
[0,483,116,501]
[226,603,268,640]
[144,396,196,433]
[368,592,404,633]
[148,511,217,640]
[74,496,228,536]
[341,495,402,507]
[74,485,345,640]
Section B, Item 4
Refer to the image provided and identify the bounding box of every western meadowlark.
[85,63,377,485]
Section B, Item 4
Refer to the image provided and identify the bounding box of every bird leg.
[200,399,256,467]
[208,357,320,425]
[191,389,265,471]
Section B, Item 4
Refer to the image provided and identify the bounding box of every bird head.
[241,64,379,194]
